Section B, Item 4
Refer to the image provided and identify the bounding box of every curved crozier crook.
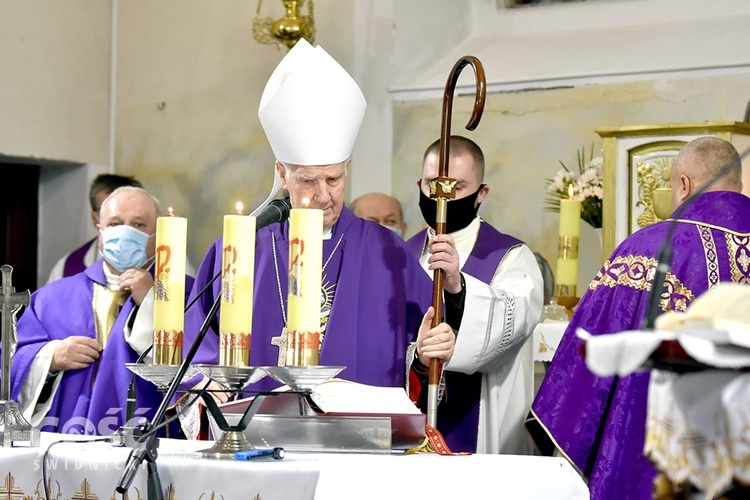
[438,56,487,179]
[425,57,486,429]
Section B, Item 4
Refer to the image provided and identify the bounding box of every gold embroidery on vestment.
[92,285,128,348]
[698,226,719,290]
[726,233,750,284]
[589,255,695,312]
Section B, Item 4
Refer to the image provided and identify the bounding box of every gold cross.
[0,472,25,500]
[71,479,98,500]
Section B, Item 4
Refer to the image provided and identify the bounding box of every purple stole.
[63,238,96,278]
[529,191,750,499]
[406,221,523,453]
[186,206,434,392]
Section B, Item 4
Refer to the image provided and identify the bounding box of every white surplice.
[417,217,543,454]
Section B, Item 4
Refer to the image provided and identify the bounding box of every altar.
[0,433,588,499]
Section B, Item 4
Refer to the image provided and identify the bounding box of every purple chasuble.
[529,191,750,499]
[8,262,200,435]
[63,238,96,278]
[186,206,434,392]
[406,220,523,453]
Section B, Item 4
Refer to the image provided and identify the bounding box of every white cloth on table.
[646,369,750,497]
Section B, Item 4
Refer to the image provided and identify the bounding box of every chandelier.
[253,0,316,50]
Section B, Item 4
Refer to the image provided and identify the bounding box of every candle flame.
[236,201,244,215]
[168,207,175,217]
[567,184,574,198]
[301,197,311,208]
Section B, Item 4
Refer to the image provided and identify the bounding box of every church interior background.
[1,0,749,297]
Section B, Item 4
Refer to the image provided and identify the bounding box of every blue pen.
[235,447,285,460]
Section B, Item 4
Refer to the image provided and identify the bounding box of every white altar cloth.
[533,322,567,362]
[0,432,588,499]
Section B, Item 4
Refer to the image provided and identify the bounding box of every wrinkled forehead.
[287,161,348,179]
[100,192,157,223]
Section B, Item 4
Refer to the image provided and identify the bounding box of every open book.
[215,378,426,450]
[307,379,422,415]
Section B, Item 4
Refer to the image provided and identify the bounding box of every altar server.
[406,135,543,454]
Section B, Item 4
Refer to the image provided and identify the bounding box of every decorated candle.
[285,198,323,366]
[153,208,187,365]
[219,202,256,366]
[556,185,581,298]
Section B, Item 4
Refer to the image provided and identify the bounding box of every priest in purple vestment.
[406,135,543,454]
[46,174,143,284]
[528,136,750,499]
[185,39,456,394]
[10,186,204,436]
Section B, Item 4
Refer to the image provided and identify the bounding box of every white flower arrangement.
[545,147,603,228]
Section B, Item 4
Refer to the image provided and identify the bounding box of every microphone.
[642,144,749,330]
[255,198,291,231]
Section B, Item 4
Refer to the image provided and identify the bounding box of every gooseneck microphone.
[642,146,749,330]
[255,198,292,232]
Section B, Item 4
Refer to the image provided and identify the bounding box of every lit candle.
[285,197,323,366]
[556,185,581,298]
[219,201,256,366]
[153,207,187,365]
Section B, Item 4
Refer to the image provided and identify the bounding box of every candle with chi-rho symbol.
[285,197,323,366]
[555,184,581,298]
[219,201,256,366]
[153,207,187,365]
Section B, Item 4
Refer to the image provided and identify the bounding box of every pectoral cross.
[0,264,38,447]
[270,328,287,366]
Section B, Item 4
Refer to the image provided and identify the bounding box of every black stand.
[116,290,222,497]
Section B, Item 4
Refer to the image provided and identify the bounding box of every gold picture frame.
[596,121,750,261]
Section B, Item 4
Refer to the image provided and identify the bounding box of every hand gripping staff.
[426,56,486,428]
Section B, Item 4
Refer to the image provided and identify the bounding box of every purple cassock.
[528,191,750,499]
[407,222,523,453]
[186,205,434,391]
[63,238,96,278]
[9,262,199,436]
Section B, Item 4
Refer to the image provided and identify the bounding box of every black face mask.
[418,184,485,234]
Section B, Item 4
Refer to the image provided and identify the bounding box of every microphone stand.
[116,290,222,498]
[116,198,291,497]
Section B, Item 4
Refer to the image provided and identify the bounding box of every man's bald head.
[350,192,407,237]
[670,136,743,209]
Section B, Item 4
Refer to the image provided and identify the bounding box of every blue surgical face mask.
[381,223,404,239]
[100,225,153,272]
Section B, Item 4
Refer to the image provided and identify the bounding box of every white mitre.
[258,38,367,166]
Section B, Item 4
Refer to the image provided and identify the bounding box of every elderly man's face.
[277,160,348,229]
[97,189,158,262]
